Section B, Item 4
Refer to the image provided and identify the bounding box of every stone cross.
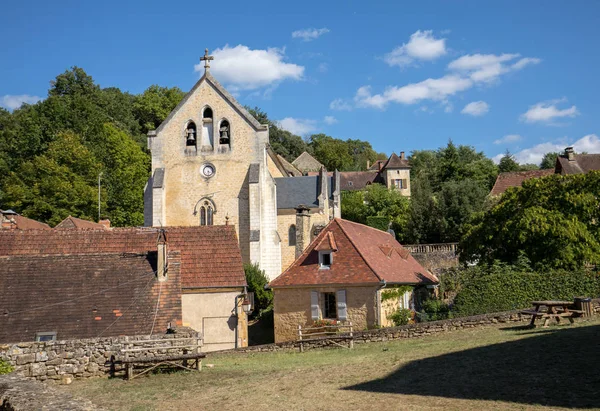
[200,48,214,72]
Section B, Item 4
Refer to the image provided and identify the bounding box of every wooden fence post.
[298,324,304,353]
[349,322,354,349]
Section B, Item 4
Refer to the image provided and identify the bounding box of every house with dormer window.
[268,218,438,342]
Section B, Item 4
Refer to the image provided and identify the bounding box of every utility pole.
[98,172,103,222]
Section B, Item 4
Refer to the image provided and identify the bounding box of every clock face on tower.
[201,163,215,178]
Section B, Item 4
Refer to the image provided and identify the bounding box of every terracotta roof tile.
[55,216,107,230]
[0,226,245,289]
[269,219,437,287]
[490,169,554,196]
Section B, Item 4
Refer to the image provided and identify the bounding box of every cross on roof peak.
[200,48,214,72]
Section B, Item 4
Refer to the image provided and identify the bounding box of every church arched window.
[185,121,197,148]
[201,106,214,150]
[289,224,296,246]
[199,200,214,226]
[219,119,231,148]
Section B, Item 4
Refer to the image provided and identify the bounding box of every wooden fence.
[297,323,354,352]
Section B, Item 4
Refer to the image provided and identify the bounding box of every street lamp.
[233,292,253,349]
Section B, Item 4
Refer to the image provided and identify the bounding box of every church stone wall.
[258,164,282,280]
[151,80,267,251]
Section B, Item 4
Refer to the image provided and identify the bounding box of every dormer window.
[319,250,333,269]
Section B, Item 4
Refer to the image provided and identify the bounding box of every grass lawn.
[63,318,600,411]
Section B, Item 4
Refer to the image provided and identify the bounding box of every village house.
[269,217,438,343]
[0,224,248,352]
[490,147,600,196]
[0,209,51,230]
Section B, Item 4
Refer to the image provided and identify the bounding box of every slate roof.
[0,252,182,343]
[276,154,303,177]
[340,171,383,191]
[384,152,410,169]
[269,219,438,287]
[490,169,554,196]
[0,226,245,289]
[292,152,324,173]
[55,216,107,230]
[275,176,333,209]
[556,154,600,175]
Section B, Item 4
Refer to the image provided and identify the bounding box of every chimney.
[99,219,111,229]
[565,146,575,161]
[295,205,311,258]
[378,161,383,171]
[400,151,405,159]
[157,229,168,282]
[366,160,370,169]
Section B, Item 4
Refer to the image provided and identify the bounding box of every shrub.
[0,359,14,375]
[388,308,412,326]
[244,263,273,319]
[451,262,600,316]
[420,298,451,321]
[366,216,389,232]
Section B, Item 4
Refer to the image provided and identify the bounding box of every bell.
[187,129,196,143]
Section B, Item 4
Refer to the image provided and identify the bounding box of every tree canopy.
[459,171,600,270]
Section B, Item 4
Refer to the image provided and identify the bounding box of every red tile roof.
[55,216,107,230]
[1,210,51,230]
[490,169,554,196]
[0,226,245,289]
[269,219,437,287]
[0,252,182,343]
[383,152,410,169]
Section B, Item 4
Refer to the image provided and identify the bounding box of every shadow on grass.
[344,324,600,408]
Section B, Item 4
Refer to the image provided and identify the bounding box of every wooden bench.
[521,301,585,328]
[108,334,205,380]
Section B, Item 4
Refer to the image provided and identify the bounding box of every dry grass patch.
[64,318,600,411]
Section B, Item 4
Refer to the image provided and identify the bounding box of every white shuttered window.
[336,290,347,321]
[311,291,319,320]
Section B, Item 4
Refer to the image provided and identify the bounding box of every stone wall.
[0,373,104,410]
[229,310,534,353]
[405,243,459,275]
[0,329,200,382]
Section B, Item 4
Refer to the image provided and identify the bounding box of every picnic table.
[520,300,584,328]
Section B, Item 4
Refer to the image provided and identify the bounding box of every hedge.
[451,264,600,316]
[366,216,389,232]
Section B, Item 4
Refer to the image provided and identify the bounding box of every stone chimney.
[295,205,311,258]
[565,146,575,161]
[99,219,111,229]
[366,160,370,169]
[317,166,329,212]
[157,229,168,282]
[1,210,17,230]
[400,151,405,159]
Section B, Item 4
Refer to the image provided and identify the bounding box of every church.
[144,50,341,280]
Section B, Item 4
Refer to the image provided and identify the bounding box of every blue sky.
[1,0,599,164]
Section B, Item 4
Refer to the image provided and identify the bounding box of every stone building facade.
[144,57,340,279]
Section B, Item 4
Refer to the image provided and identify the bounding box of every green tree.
[540,152,560,169]
[498,151,520,173]
[133,85,185,135]
[309,133,354,171]
[438,179,487,242]
[244,263,273,318]
[459,171,600,269]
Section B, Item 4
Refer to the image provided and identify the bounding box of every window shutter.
[311,291,319,320]
[336,290,347,321]
[403,179,408,189]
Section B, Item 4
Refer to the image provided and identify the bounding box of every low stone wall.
[222,310,529,353]
[0,329,199,383]
[0,373,104,410]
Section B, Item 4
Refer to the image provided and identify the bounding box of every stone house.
[0,209,50,230]
[143,52,340,280]
[269,218,438,343]
[0,226,248,351]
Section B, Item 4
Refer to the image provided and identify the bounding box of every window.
[199,200,214,225]
[319,251,332,269]
[219,119,231,146]
[394,179,407,189]
[323,292,337,319]
[289,224,296,246]
[185,122,197,147]
[203,107,213,120]
[35,332,56,342]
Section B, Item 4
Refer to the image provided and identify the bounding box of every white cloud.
[520,99,579,124]
[448,53,541,84]
[354,75,472,109]
[318,63,329,73]
[194,45,304,91]
[0,94,42,111]
[494,134,600,164]
[384,30,447,67]
[323,115,337,125]
[277,117,317,135]
[461,101,489,116]
[292,28,330,41]
[329,98,353,111]
[493,134,522,145]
